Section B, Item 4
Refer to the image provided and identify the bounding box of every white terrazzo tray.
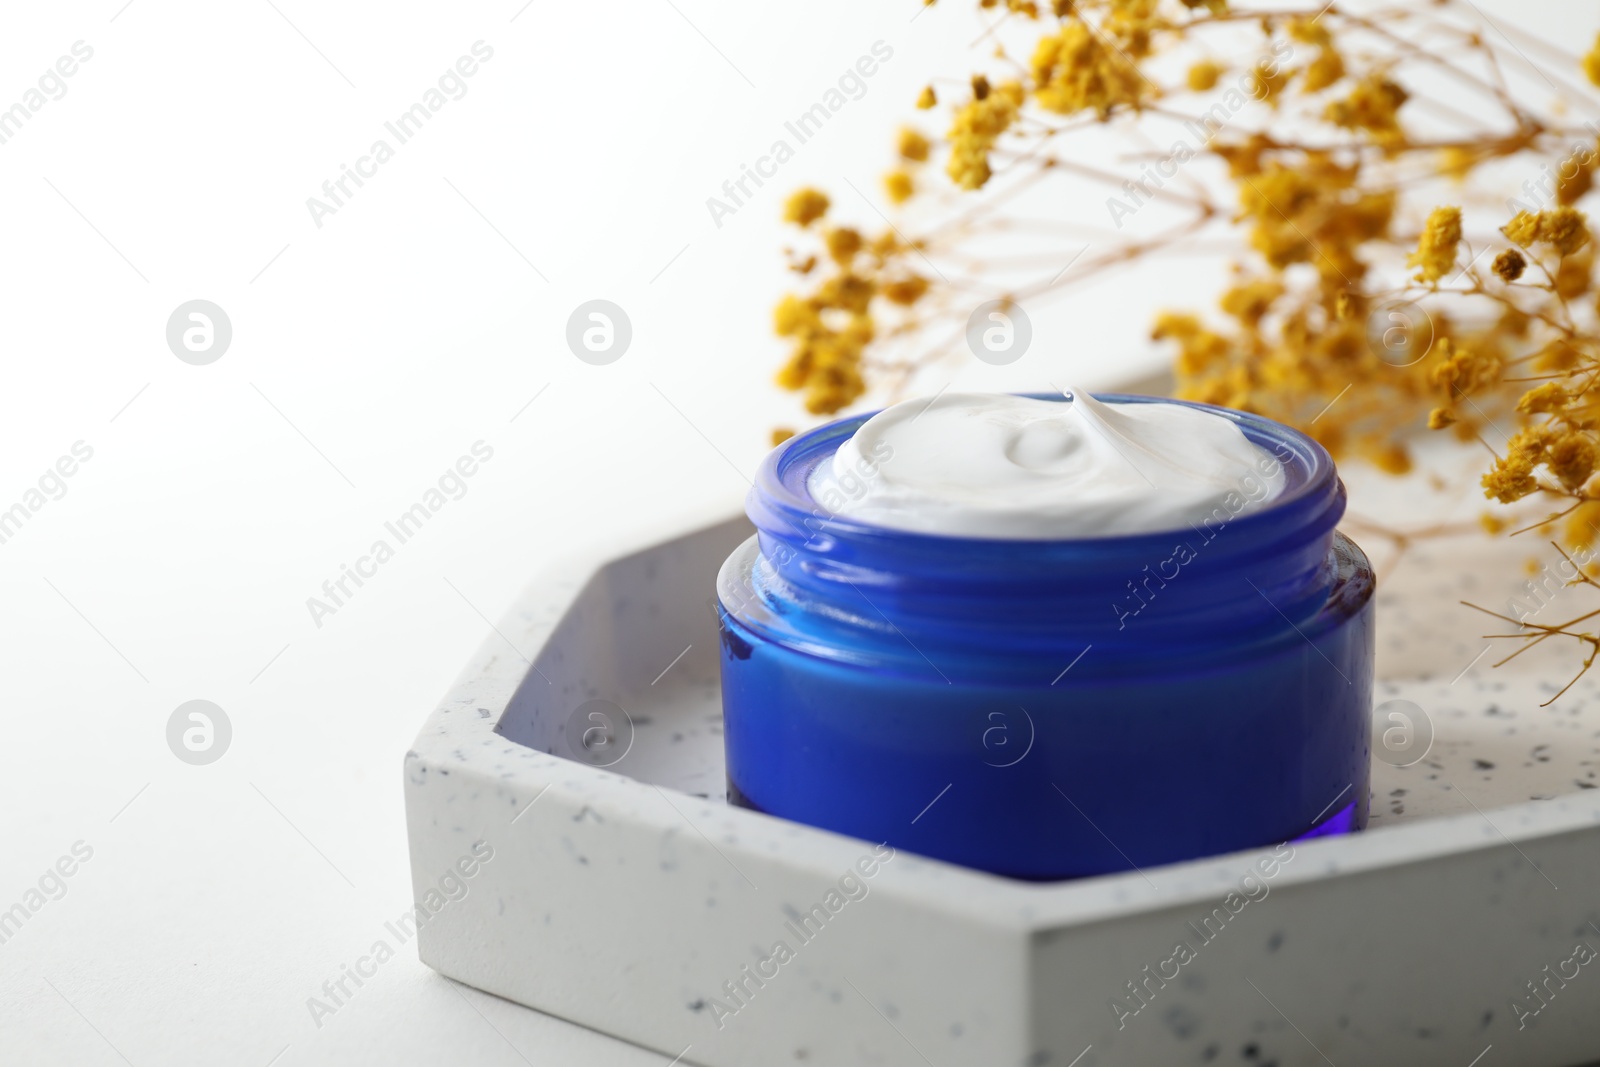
[405,455,1600,1067]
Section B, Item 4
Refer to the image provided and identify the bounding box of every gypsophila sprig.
[770,0,1600,698]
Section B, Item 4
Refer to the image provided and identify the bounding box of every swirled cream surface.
[810,391,1287,539]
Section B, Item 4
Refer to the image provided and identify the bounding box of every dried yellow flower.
[1585,32,1600,88]
[1492,248,1526,282]
[1323,73,1408,141]
[946,83,1020,189]
[882,275,930,305]
[774,294,819,337]
[1566,501,1600,549]
[1098,0,1162,60]
[1427,407,1456,429]
[1544,207,1591,256]
[1287,16,1332,47]
[1429,337,1502,399]
[825,227,863,264]
[1249,55,1291,105]
[1213,135,1270,179]
[1236,159,1393,281]
[1548,430,1597,491]
[897,128,931,162]
[1534,338,1582,372]
[1219,279,1283,326]
[1408,206,1462,283]
[1483,428,1542,503]
[816,273,875,314]
[1367,442,1413,475]
[884,170,915,204]
[1518,381,1569,414]
[1481,426,1600,500]
[774,296,875,414]
[1152,311,1203,340]
[1301,49,1345,94]
[770,428,796,447]
[784,189,830,228]
[1440,146,1477,182]
[1499,304,1531,337]
[1153,312,1231,376]
[1503,207,1591,256]
[1503,210,1540,247]
[1558,146,1595,206]
[1031,19,1145,118]
[1556,251,1593,299]
[916,85,937,109]
[1187,60,1222,92]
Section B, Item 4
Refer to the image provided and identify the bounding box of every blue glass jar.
[716,393,1373,880]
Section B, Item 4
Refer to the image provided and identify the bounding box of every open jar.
[716,393,1374,880]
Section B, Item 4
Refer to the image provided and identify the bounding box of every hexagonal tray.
[406,474,1600,1067]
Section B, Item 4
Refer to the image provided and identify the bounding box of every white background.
[0,1,1578,1064]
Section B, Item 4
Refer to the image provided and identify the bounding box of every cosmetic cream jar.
[717,393,1373,880]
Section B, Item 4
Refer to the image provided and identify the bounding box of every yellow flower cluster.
[1289,16,1345,94]
[1153,312,1231,378]
[1217,278,1283,326]
[1429,337,1503,402]
[1558,145,1595,205]
[1187,59,1222,92]
[1408,206,1462,283]
[1503,207,1591,257]
[772,8,1597,523]
[1236,159,1394,285]
[1322,73,1408,143]
[1031,18,1146,119]
[1492,248,1526,282]
[783,189,830,228]
[886,127,933,204]
[765,0,1600,697]
[884,171,915,204]
[946,77,1023,189]
[898,128,931,162]
[773,292,872,416]
[773,190,931,414]
[1484,425,1598,502]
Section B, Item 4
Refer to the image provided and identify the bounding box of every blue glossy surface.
[717,394,1375,880]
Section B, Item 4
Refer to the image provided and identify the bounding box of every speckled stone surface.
[405,473,1600,1066]
[1348,437,1600,830]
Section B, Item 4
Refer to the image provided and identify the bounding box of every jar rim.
[752,391,1341,550]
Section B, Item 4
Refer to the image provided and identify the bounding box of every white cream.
[810,391,1287,539]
